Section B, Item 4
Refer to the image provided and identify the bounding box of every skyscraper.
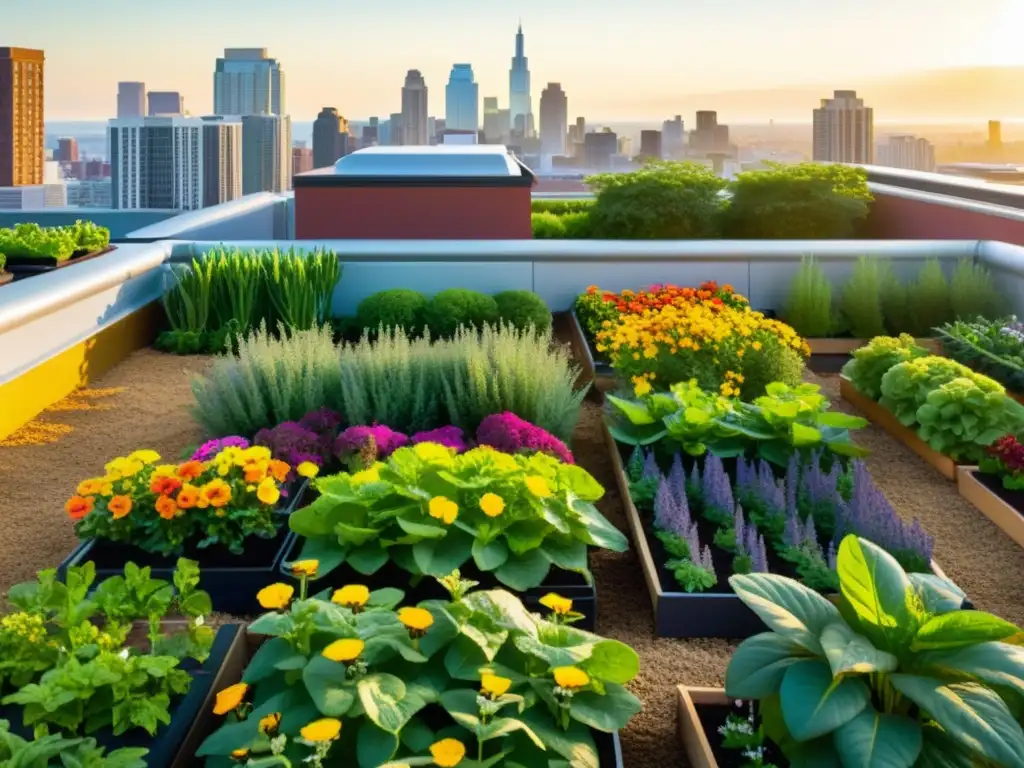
[148,91,184,116]
[401,70,429,146]
[292,145,313,181]
[538,83,568,157]
[0,47,45,187]
[445,64,479,132]
[876,135,935,172]
[201,116,242,207]
[109,116,205,210]
[214,48,284,116]
[117,82,146,118]
[639,130,662,160]
[812,90,874,164]
[662,115,684,158]
[56,138,79,163]
[689,111,730,154]
[241,114,291,193]
[584,130,617,169]
[482,97,503,143]
[313,107,349,168]
[508,23,533,137]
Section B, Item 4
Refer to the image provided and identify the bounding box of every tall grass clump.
[906,259,953,337]
[190,324,343,438]
[950,258,1005,319]
[879,262,912,336]
[265,247,341,331]
[783,255,834,337]
[159,259,217,354]
[840,256,887,339]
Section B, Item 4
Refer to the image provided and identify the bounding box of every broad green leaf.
[582,639,640,685]
[833,709,922,768]
[367,587,405,609]
[569,683,642,732]
[729,573,840,654]
[347,542,390,574]
[400,717,435,753]
[396,516,448,539]
[438,688,481,729]
[541,540,589,577]
[557,464,605,501]
[246,611,293,637]
[242,636,295,683]
[912,611,1022,652]
[478,716,546,749]
[889,676,1024,768]
[356,673,427,734]
[820,623,898,679]
[472,537,509,572]
[302,654,356,716]
[518,707,599,767]
[605,393,656,425]
[791,422,822,446]
[908,573,966,615]
[917,641,1024,698]
[569,501,629,552]
[725,632,809,698]
[917,722,988,768]
[334,520,381,548]
[296,536,347,579]
[461,590,540,637]
[356,721,399,768]
[779,660,869,741]
[837,536,920,652]
[788,737,843,768]
[444,634,489,680]
[412,529,474,577]
[495,549,551,591]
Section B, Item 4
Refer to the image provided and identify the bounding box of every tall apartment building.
[201,116,242,206]
[401,70,429,146]
[0,47,45,187]
[361,117,379,148]
[445,64,479,133]
[56,137,79,163]
[812,89,874,163]
[876,134,935,172]
[639,130,662,160]
[292,145,313,181]
[689,111,730,154]
[241,114,291,194]
[584,130,617,170]
[109,116,205,210]
[538,83,568,157]
[148,91,184,116]
[214,48,284,116]
[482,97,503,143]
[117,81,146,118]
[662,115,684,158]
[568,117,587,158]
[312,107,350,168]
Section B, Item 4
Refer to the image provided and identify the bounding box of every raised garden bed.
[6,245,118,278]
[568,309,617,391]
[839,375,958,481]
[0,623,242,768]
[957,465,1024,550]
[806,337,940,355]
[677,686,783,768]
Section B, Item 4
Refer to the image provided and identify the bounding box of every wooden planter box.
[568,309,617,392]
[957,466,1024,550]
[839,375,958,481]
[677,686,734,768]
[806,337,940,356]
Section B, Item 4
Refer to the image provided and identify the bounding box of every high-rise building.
[539,83,568,157]
[639,130,662,160]
[56,137,79,163]
[876,134,935,172]
[812,90,874,164]
[109,116,205,210]
[292,145,313,180]
[689,111,730,154]
[445,64,479,132]
[662,115,684,158]
[508,23,533,137]
[117,81,146,118]
[482,97,503,143]
[0,47,45,187]
[401,70,429,146]
[584,130,617,169]
[567,117,587,158]
[312,107,349,168]
[148,91,184,116]
[241,114,291,194]
[214,48,284,116]
[361,117,379,148]
[200,116,242,207]
[988,120,1003,157]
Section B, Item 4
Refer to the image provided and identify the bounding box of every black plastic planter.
[6,245,117,279]
[280,536,598,631]
[598,730,625,766]
[569,308,616,383]
[0,624,241,768]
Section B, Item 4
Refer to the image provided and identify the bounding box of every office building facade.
[214,48,285,116]
[0,47,45,187]
[117,81,146,118]
[538,83,568,157]
[241,114,291,194]
[109,116,204,210]
[812,89,874,163]
[148,91,184,116]
[401,70,429,145]
[445,64,479,132]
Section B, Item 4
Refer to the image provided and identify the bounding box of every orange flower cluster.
[587,281,749,315]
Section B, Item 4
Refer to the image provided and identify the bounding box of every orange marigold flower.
[268,459,290,483]
[176,461,204,481]
[201,479,232,508]
[108,495,133,519]
[155,495,178,520]
[150,475,182,496]
[244,462,267,484]
[65,495,94,521]
[176,484,199,509]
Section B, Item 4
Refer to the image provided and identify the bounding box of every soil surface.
[2,331,1024,767]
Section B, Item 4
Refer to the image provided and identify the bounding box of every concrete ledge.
[124,193,289,241]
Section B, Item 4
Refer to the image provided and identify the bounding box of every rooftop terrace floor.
[2,323,1024,766]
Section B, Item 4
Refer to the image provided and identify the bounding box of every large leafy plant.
[724,535,1024,767]
[0,720,147,768]
[937,316,1024,394]
[841,334,930,401]
[196,572,641,767]
[607,380,868,467]
[289,443,627,591]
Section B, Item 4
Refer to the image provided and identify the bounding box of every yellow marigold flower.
[300,718,342,742]
[231,748,249,761]
[296,461,320,479]
[240,446,273,464]
[128,449,161,465]
[108,495,133,520]
[257,583,294,610]
[213,682,249,715]
[351,465,382,484]
[479,492,505,518]
[332,584,370,608]
[259,712,281,734]
[429,738,466,767]
[631,376,652,397]
[153,463,178,477]
[480,673,512,698]
[200,479,233,508]
[413,442,455,464]
[553,666,590,689]
[322,638,365,662]
[76,478,104,496]
[428,496,458,525]
[257,478,281,506]
[398,606,434,631]
[540,593,573,615]
[524,475,552,498]
[290,559,319,577]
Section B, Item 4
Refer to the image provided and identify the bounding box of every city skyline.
[8,0,1024,121]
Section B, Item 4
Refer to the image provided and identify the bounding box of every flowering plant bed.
[936,316,1024,396]
[191,572,635,767]
[568,308,617,389]
[956,467,1024,550]
[677,686,782,768]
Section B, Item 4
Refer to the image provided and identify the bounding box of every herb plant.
[936,316,1024,394]
[783,256,835,338]
[906,258,953,337]
[724,535,1024,767]
[0,221,110,262]
[0,720,148,767]
[718,701,779,768]
[950,257,1004,320]
[839,256,886,339]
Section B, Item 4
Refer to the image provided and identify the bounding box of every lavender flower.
[667,453,686,499]
[735,521,769,574]
[785,454,799,517]
[784,504,802,549]
[411,425,468,453]
[701,454,734,517]
[685,522,715,574]
[733,503,747,553]
[654,476,692,536]
[627,447,646,482]
[642,450,659,480]
[192,436,250,462]
[800,454,841,511]
[699,544,716,575]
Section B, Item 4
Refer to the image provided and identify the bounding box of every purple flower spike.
[784,505,802,548]
[668,454,686,499]
[751,533,769,573]
[642,451,659,480]
[700,545,716,575]
[734,503,747,552]
[655,476,692,536]
[701,454,734,516]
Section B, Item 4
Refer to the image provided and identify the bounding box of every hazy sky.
[9,0,1024,120]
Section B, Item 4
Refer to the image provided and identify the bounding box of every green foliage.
[421,289,500,339]
[191,324,587,442]
[839,256,887,339]
[530,199,595,215]
[724,535,1024,768]
[606,380,868,467]
[573,288,620,343]
[783,256,835,337]
[0,720,148,767]
[0,253,5,273]
[841,334,929,400]
[559,210,593,238]
[906,259,953,337]
[740,346,807,402]
[530,212,568,239]
[492,290,552,334]
[290,443,625,588]
[937,316,1024,394]
[355,289,428,337]
[0,220,110,262]
[950,258,1006,319]
[722,163,872,239]
[585,161,727,239]
[197,574,642,767]
[878,355,1024,460]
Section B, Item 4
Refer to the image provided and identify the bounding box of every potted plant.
[0,220,114,278]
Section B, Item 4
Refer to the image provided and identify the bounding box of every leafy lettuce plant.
[724,535,1022,768]
[289,443,627,591]
[840,333,929,400]
[0,720,147,768]
[196,571,641,767]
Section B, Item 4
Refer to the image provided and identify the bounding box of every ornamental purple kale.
[335,425,409,463]
[476,412,575,464]
[411,426,469,453]
[298,407,343,457]
[191,436,250,462]
[253,421,324,481]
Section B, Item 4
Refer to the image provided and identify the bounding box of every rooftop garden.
[2,240,1024,768]
[0,221,112,283]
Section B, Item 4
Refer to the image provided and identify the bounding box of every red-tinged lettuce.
[980,434,1024,490]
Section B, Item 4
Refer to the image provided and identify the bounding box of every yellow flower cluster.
[0,612,46,644]
[720,370,745,398]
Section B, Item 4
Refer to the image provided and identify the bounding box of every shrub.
[530,198,594,215]
[879,261,913,334]
[841,333,929,400]
[531,211,568,238]
[354,288,427,336]
[840,256,887,338]
[585,161,727,239]
[950,258,1005,319]
[721,162,872,239]
[783,255,835,337]
[493,289,552,333]
[906,258,953,336]
[560,210,593,238]
[421,288,500,338]
[738,345,807,400]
